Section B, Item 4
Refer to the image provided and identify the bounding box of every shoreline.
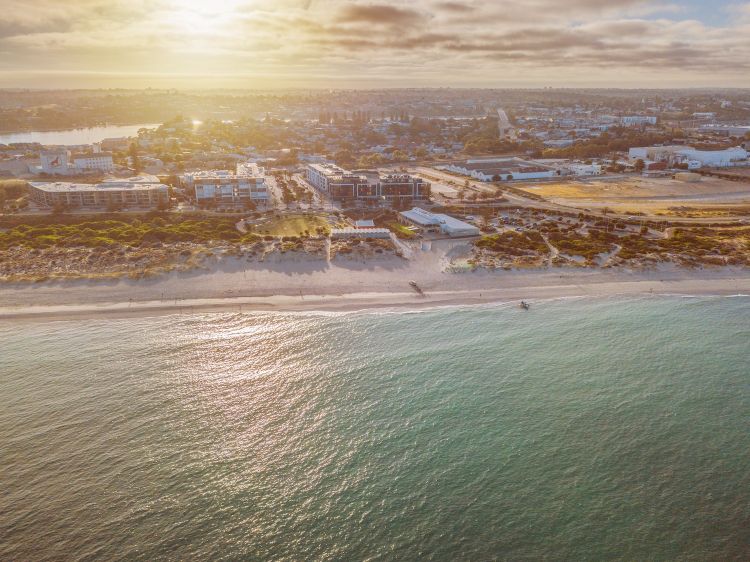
[2,275,748,322]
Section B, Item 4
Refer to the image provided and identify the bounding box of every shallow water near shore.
[2,296,749,560]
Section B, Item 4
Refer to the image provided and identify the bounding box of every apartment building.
[182,163,269,205]
[305,164,427,202]
[72,153,114,172]
[29,176,168,209]
[305,163,369,199]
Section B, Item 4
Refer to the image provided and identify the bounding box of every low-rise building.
[399,207,480,237]
[29,176,168,209]
[621,116,657,127]
[72,152,114,172]
[330,228,392,239]
[99,137,132,152]
[441,159,557,182]
[39,151,69,174]
[567,163,603,176]
[629,146,749,168]
[696,124,750,138]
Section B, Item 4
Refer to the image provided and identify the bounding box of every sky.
[0,0,749,89]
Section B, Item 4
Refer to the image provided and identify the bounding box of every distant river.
[0,123,160,146]
[1,296,749,559]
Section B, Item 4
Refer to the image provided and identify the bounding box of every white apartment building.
[29,176,168,209]
[182,164,268,205]
[72,153,114,172]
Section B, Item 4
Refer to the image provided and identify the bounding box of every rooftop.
[400,207,478,232]
[380,173,421,183]
[31,176,167,193]
[72,152,113,159]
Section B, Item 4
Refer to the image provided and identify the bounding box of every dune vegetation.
[0,214,258,250]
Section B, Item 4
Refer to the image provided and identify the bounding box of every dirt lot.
[703,167,750,179]
[517,176,750,216]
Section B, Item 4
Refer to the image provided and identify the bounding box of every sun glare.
[175,0,246,16]
[168,0,246,34]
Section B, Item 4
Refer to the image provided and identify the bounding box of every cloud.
[433,2,476,12]
[336,4,424,25]
[0,0,749,87]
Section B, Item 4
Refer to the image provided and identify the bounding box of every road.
[497,108,516,140]
[293,173,340,212]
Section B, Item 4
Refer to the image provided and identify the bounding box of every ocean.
[1,297,748,560]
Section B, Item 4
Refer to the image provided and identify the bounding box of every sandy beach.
[1,239,748,321]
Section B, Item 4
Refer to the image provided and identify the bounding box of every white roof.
[236,162,264,177]
[31,176,167,193]
[400,207,479,234]
[331,228,391,235]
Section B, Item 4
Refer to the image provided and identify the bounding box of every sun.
[167,0,248,34]
[175,0,246,16]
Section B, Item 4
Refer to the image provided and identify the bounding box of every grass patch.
[618,227,750,264]
[387,222,416,239]
[0,215,256,249]
[474,231,548,257]
[547,230,618,260]
[254,214,330,237]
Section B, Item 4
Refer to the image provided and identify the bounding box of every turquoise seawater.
[1,297,749,560]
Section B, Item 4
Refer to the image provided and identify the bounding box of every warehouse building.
[629,146,749,169]
[440,159,557,182]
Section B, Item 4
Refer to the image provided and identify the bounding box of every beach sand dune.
[1,239,748,321]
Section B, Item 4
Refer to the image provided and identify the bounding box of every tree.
[392,150,408,162]
[634,159,646,172]
[129,142,141,174]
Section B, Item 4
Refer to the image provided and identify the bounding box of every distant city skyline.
[1,0,749,89]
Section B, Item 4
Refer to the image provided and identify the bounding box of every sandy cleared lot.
[517,176,750,215]
[704,167,750,179]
